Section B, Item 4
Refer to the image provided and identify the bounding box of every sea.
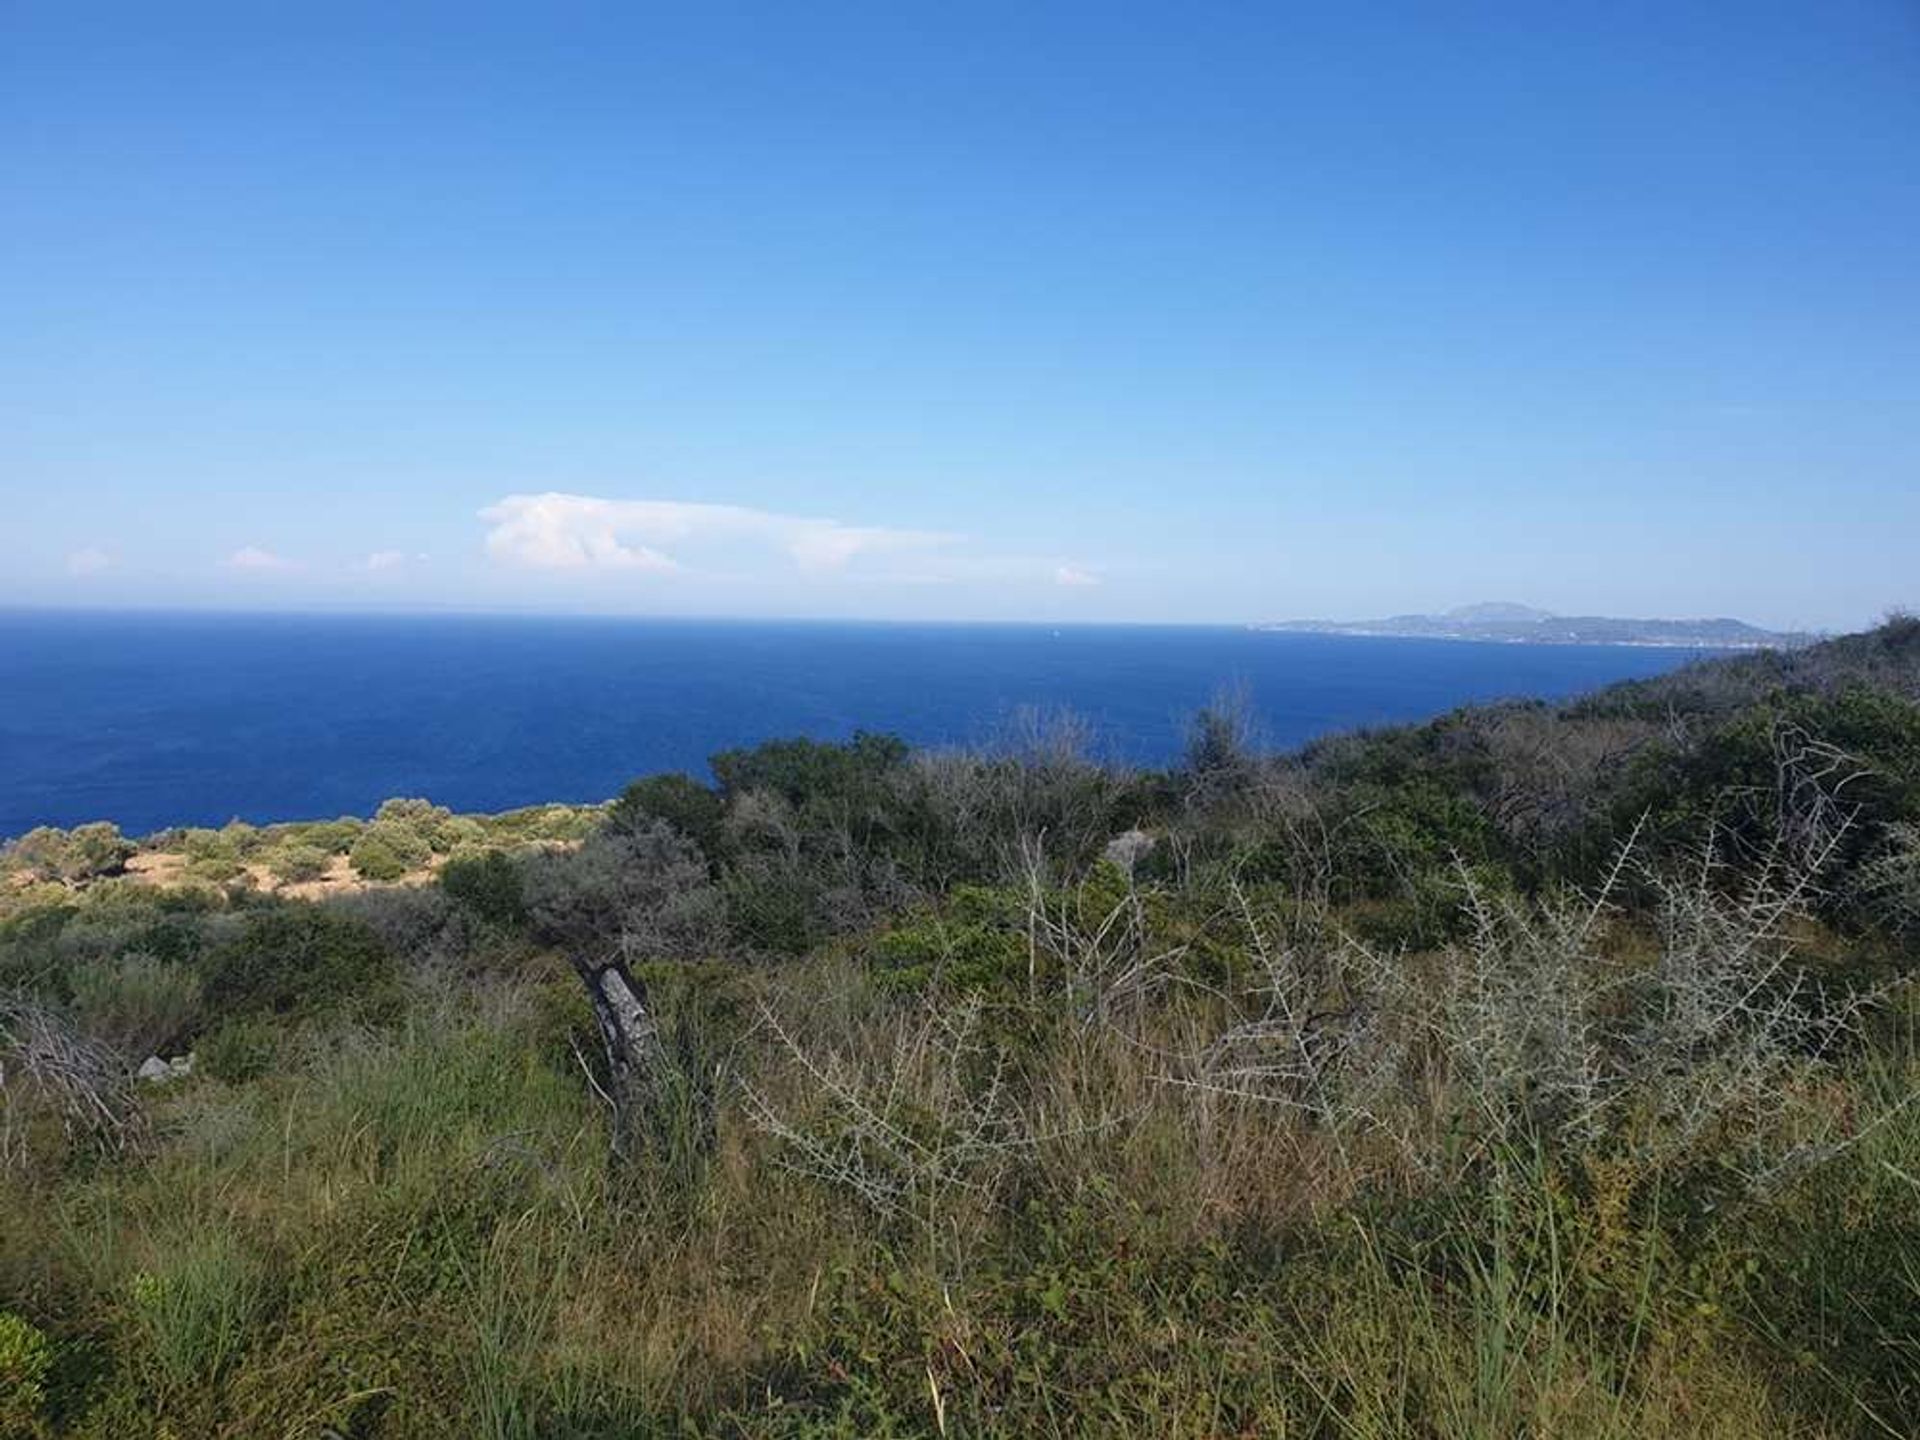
[0,611,1712,839]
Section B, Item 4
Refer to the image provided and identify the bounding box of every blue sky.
[3,2,1915,629]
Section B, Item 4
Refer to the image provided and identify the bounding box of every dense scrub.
[1,623,1917,1436]
[1,799,601,906]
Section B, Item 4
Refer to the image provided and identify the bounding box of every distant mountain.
[1257,603,1815,650]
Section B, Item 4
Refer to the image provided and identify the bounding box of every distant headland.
[1255,601,1815,650]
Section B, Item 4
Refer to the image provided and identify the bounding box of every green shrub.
[440,850,526,927]
[297,817,363,855]
[1860,823,1920,940]
[187,854,248,884]
[218,820,263,857]
[367,819,432,870]
[4,827,69,882]
[200,907,397,1021]
[436,815,487,853]
[374,796,451,828]
[177,828,229,862]
[609,772,728,861]
[867,891,1027,993]
[265,844,330,885]
[494,802,597,843]
[709,730,909,808]
[68,951,203,1055]
[197,1015,280,1082]
[68,822,138,878]
[4,823,136,884]
[721,861,824,956]
[0,1310,53,1434]
[373,797,456,853]
[347,832,407,882]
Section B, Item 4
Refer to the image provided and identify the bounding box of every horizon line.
[0,599,1849,640]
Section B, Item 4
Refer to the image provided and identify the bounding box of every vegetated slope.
[1,621,1916,1437]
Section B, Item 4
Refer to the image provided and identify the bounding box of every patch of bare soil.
[121,848,441,898]
[271,853,442,901]
[125,852,188,885]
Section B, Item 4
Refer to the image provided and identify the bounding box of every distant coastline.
[1255,602,1814,651]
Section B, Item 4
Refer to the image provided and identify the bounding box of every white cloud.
[66,546,113,576]
[226,545,296,571]
[1054,564,1101,588]
[362,549,424,571]
[479,493,956,576]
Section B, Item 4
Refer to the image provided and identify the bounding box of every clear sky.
[3,2,1915,629]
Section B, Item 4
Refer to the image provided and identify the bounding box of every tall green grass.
[126,1227,265,1391]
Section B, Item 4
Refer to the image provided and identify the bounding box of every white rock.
[136,1056,172,1083]
[1102,829,1156,873]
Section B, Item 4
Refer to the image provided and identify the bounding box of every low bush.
[439,850,526,928]
[196,1015,280,1083]
[3,823,136,885]
[362,820,432,873]
[327,885,468,967]
[264,844,330,885]
[520,823,723,960]
[608,772,728,862]
[199,906,397,1021]
[347,832,407,882]
[67,951,202,1056]
[294,817,363,854]
[865,889,1028,993]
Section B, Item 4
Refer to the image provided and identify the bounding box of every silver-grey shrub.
[1188,830,1890,1190]
[520,821,725,962]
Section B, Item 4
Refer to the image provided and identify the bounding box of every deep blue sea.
[0,612,1710,839]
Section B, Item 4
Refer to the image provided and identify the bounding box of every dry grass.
[2,833,1914,1435]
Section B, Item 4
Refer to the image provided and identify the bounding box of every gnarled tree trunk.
[569,952,666,1164]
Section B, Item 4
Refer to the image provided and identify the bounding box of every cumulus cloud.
[226,545,296,571]
[1054,564,1101,588]
[479,493,956,576]
[66,546,113,576]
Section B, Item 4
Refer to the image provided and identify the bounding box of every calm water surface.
[0,612,1709,836]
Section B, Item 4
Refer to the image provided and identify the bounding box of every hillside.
[1,621,1916,1437]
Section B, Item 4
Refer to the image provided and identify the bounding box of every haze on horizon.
[3,3,1915,633]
